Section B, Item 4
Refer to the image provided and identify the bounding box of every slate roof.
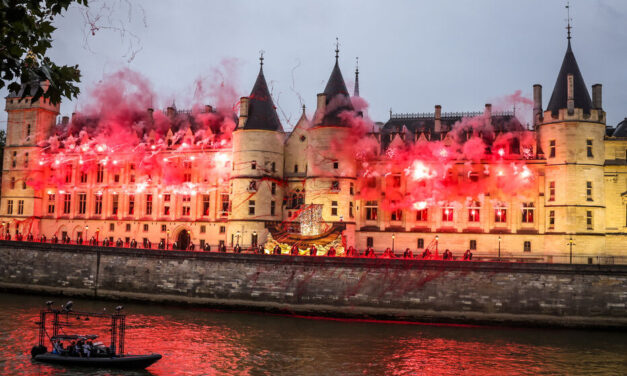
[381,111,524,151]
[320,59,354,126]
[242,66,283,132]
[546,41,593,115]
[613,118,627,138]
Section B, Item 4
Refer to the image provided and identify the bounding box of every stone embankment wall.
[1,241,625,329]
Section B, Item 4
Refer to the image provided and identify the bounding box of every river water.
[0,293,625,375]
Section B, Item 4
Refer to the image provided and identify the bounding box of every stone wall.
[1,241,626,329]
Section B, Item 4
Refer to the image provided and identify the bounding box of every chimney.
[592,84,602,109]
[434,105,442,133]
[567,74,575,115]
[484,103,492,118]
[533,84,542,126]
[147,108,154,120]
[61,116,69,125]
[316,93,326,113]
[238,97,249,128]
[204,105,213,113]
[71,112,76,122]
[166,106,175,117]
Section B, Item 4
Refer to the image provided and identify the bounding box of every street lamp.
[236,231,240,245]
[252,231,257,248]
[568,236,575,264]
[498,236,502,261]
[435,235,439,254]
[166,229,170,249]
[392,233,395,252]
[85,225,89,242]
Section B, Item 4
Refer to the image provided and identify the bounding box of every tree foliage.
[0,0,87,104]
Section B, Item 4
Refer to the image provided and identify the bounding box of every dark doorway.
[177,230,190,250]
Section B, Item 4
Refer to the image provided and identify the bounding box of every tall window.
[64,163,72,183]
[331,201,338,216]
[94,194,103,215]
[442,206,454,222]
[416,208,428,221]
[391,202,402,221]
[202,195,210,216]
[349,202,354,218]
[495,207,507,223]
[26,124,31,137]
[182,195,191,216]
[468,201,480,223]
[271,183,276,195]
[145,194,153,215]
[586,139,593,158]
[549,181,555,201]
[112,195,119,215]
[417,238,424,249]
[78,193,87,214]
[63,194,71,214]
[183,173,192,182]
[248,200,255,215]
[80,171,88,183]
[365,201,378,220]
[17,200,24,215]
[221,193,229,216]
[128,195,135,215]
[294,164,298,173]
[96,163,104,183]
[11,151,16,168]
[163,193,170,215]
[524,241,531,252]
[586,181,593,201]
[47,194,55,214]
[270,200,276,216]
[24,152,29,168]
[586,210,593,230]
[7,200,13,214]
[548,210,555,230]
[392,175,401,188]
[331,181,340,192]
[549,140,556,158]
[522,202,535,223]
[350,183,354,195]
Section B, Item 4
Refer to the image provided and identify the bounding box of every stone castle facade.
[2,36,626,261]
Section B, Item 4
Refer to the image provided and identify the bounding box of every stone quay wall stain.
[0,241,626,329]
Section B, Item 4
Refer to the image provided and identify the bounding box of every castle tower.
[305,44,358,247]
[229,55,285,248]
[1,82,59,237]
[536,32,606,256]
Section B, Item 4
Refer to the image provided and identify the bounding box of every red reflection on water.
[2,298,625,376]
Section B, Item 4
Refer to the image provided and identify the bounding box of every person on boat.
[189,242,195,251]
[51,234,57,243]
[234,244,242,253]
[219,243,227,252]
[40,234,47,243]
[204,242,211,252]
[84,341,93,357]
[403,248,413,259]
[422,248,432,259]
[273,244,281,255]
[309,245,317,256]
[290,244,299,256]
[116,238,123,247]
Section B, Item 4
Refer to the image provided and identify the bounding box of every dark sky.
[2,0,626,130]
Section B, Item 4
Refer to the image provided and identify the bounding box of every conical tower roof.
[243,63,283,132]
[546,40,592,115]
[320,54,354,126]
